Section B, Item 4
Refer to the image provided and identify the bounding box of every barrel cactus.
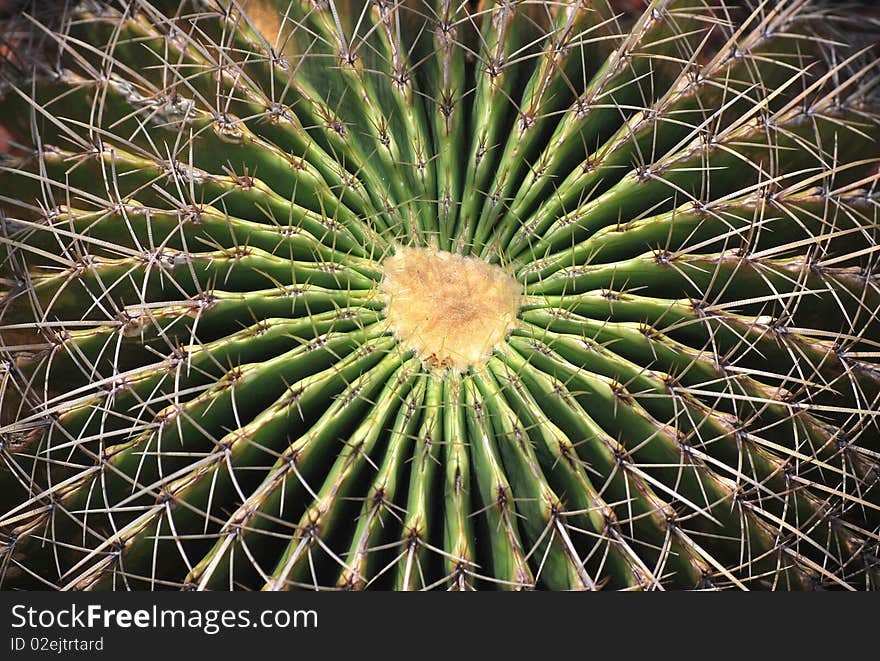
[0,0,878,591]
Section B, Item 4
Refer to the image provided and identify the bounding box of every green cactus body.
[0,0,878,590]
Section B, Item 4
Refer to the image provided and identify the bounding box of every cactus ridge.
[0,0,879,590]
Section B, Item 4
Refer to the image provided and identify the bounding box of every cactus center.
[380,247,521,371]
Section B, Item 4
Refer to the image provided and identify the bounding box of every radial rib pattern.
[0,0,879,590]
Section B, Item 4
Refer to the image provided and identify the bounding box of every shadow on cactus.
[0,0,879,590]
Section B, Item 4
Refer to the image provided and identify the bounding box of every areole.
[380,247,521,371]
